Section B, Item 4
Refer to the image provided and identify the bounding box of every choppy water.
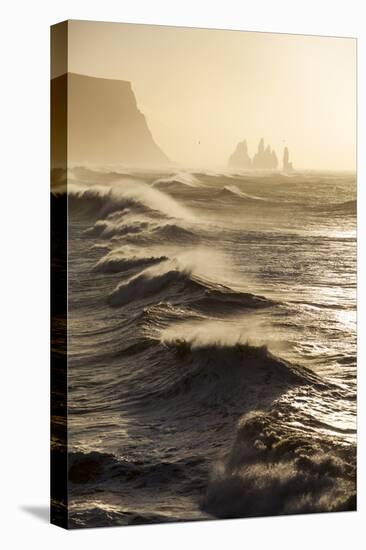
[54,167,356,527]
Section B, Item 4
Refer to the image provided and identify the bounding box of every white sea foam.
[223,185,266,201]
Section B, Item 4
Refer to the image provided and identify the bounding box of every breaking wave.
[94,247,168,273]
[221,185,267,201]
[202,409,356,518]
[155,340,319,402]
[108,261,192,307]
[84,214,199,244]
[152,172,202,189]
[55,180,193,220]
[108,258,274,311]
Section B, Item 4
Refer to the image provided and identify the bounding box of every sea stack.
[227,140,252,169]
[283,147,294,173]
[252,138,278,169]
[228,138,279,170]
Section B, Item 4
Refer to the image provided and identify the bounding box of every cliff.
[51,73,171,169]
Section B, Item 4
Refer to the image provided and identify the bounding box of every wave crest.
[221,185,266,202]
[152,172,201,189]
[202,409,356,518]
[108,256,275,311]
[94,247,168,273]
[55,180,193,220]
[108,261,191,307]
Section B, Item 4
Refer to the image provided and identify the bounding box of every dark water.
[56,167,356,527]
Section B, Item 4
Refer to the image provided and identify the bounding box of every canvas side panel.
[50,20,69,529]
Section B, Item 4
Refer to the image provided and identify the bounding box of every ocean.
[54,167,356,527]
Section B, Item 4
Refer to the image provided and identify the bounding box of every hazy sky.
[68,20,356,170]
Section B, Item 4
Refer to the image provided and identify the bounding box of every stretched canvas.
[51,20,357,529]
